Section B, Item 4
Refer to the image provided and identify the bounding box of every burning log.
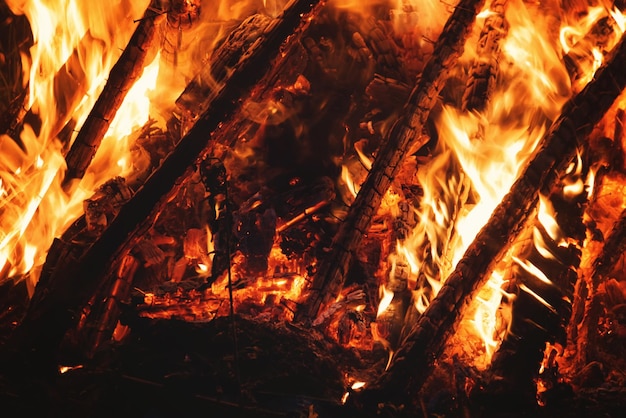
[88,253,139,356]
[296,0,488,323]
[461,0,508,113]
[353,30,626,407]
[199,158,231,282]
[6,32,96,148]
[10,0,325,367]
[575,207,626,368]
[160,0,201,69]
[374,200,418,350]
[568,109,626,368]
[564,13,620,88]
[62,2,164,186]
[175,13,274,129]
[481,167,586,408]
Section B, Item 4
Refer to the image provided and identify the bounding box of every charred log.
[564,14,619,87]
[461,0,508,113]
[175,13,273,131]
[5,32,96,149]
[199,157,231,282]
[160,0,201,69]
[575,207,626,367]
[374,197,421,351]
[62,2,164,186]
[0,5,30,137]
[480,167,586,410]
[296,0,488,323]
[569,110,626,367]
[352,31,626,407]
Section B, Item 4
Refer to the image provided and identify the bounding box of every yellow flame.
[379,0,587,365]
[559,6,606,54]
[533,228,557,261]
[354,140,373,171]
[86,51,161,182]
[341,164,360,200]
[351,381,366,390]
[1,0,149,288]
[586,167,597,200]
[472,271,509,357]
[513,256,554,287]
[611,7,626,33]
[519,283,557,314]
[537,194,563,244]
[376,284,394,318]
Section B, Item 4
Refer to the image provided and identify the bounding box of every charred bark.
[296,0,488,323]
[160,0,201,69]
[481,169,586,409]
[62,2,164,186]
[199,158,232,281]
[462,0,508,113]
[351,31,626,407]
[10,0,326,368]
[175,13,273,128]
[576,207,626,367]
[6,32,95,149]
[564,14,619,86]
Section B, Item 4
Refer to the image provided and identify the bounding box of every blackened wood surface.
[63,3,163,185]
[6,32,94,148]
[296,0,488,322]
[577,207,626,366]
[462,0,507,112]
[176,14,273,122]
[355,31,626,405]
[485,185,584,405]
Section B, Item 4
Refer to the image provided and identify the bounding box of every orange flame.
[374,0,615,366]
[1,0,150,291]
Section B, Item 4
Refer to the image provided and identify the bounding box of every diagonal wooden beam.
[354,30,626,406]
[296,0,488,323]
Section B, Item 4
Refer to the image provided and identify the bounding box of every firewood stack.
[2,0,626,417]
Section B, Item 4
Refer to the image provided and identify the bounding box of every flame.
[351,381,366,390]
[472,271,510,357]
[84,51,162,183]
[2,0,623,386]
[559,7,606,54]
[389,0,450,42]
[1,0,150,289]
[373,0,615,366]
[340,163,361,201]
[1,0,268,290]
[376,284,394,318]
[354,140,373,171]
[559,4,626,91]
[537,194,564,244]
[58,364,84,374]
[562,154,585,198]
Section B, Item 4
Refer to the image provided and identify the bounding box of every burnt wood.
[296,0,488,323]
[576,206,626,367]
[483,174,585,408]
[352,31,626,406]
[62,2,163,186]
[462,0,508,112]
